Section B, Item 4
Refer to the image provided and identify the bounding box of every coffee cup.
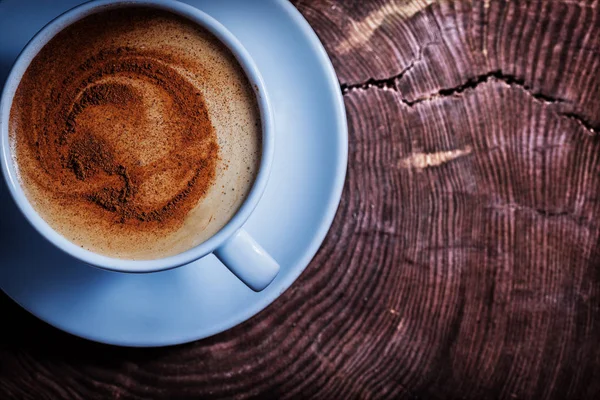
[0,0,279,292]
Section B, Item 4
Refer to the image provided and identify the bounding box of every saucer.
[0,0,347,347]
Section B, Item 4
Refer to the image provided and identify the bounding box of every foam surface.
[10,8,261,260]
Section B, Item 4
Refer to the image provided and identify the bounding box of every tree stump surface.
[2,0,600,399]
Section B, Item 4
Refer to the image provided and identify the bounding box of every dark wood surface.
[2,0,600,398]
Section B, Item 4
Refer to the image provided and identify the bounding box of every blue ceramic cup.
[0,0,279,291]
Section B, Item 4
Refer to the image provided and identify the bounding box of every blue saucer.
[0,0,347,346]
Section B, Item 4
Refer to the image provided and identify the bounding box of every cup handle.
[213,229,280,292]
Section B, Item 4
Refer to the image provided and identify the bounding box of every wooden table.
[2,0,599,398]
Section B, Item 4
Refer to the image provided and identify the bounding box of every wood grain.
[2,0,600,398]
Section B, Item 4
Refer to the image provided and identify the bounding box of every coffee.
[9,8,262,260]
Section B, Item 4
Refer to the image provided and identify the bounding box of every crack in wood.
[560,113,599,135]
[425,71,566,105]
[340,40,439,94]
[340,60,414,94]
[342,70,598,134]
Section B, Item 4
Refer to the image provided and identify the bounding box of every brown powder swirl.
[9,8,263,259]
[13,45,219,231]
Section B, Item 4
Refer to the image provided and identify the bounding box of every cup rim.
[0,0,275,273]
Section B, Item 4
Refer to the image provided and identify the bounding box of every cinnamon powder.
[14,45,219,231]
